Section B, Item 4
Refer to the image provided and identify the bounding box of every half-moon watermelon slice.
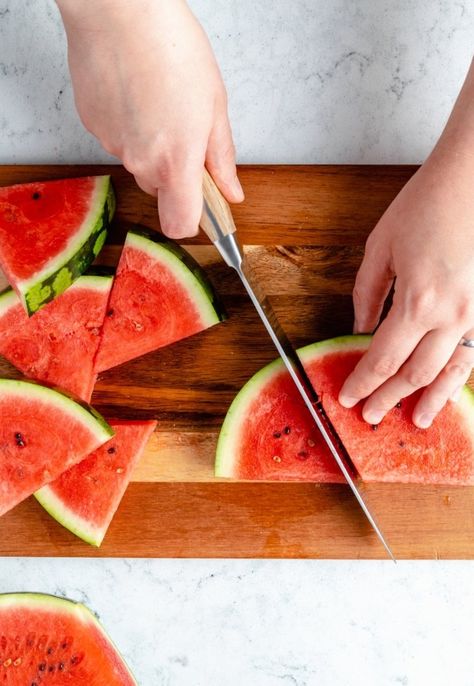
[0,273,113,402]
[35,419,157,546]
[0,175,115,315]
[216,336,474,485]
[0,380,113,516]
[94,226,225,372]
[0,593,137,685]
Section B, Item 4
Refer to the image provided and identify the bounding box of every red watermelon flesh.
[0,274,113,402]
[216,336,474,484]
[0,176,114,314]
[35,419,157,546]
[0,380,113,516]
[0,593,137,685]
[94,226,224,373]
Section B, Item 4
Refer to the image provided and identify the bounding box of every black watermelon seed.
[31,683,38,686]
[371,424,378,431]
[49,665,55,673]
[273,432,281,439]
[106,309,114,317]
[32,192,41,200]
[14,432,25,447]
[107,446,116,454]
[71,655,79,665]
[58,662,65,671]
[296,451,309,460]
[396,402,402,409]
[38,663,46,671]
[399,440,405,448]
[283,426,291,435]
[47,646,54,655]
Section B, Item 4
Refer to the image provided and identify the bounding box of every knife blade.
[200,169,395,561]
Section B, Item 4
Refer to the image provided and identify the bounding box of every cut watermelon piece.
[0,593,137,684]
[0,272,113,402]
[0,380,113,516]
[216,336,474,485]
[0,176,115,314]
[36,419,157,546]
[94,226,225,372]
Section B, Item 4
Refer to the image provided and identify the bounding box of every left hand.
[338,149,474,428]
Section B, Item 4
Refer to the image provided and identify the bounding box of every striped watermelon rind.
[19,176,115,315]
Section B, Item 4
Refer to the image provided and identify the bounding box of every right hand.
[57,0,244,238]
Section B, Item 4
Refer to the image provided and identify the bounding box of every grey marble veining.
[0,0,472,164]
[1,558,474,685]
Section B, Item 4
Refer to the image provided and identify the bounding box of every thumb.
[353,237,394,334]
[206,107,244,204]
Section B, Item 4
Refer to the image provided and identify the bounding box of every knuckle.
[444,361,472,379]
[368,356,400,379]
[403,365,435,389]
[403,288,437,322]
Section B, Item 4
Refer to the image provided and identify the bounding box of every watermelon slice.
[216,336,474,485]
[94,226,225,372]
[0,176,115,315]
[0,380,113,516]
[35,419,157,546]
[0,593,136,684]
[0,272,113,402]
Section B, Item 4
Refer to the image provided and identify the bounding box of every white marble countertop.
[1,1,474,684]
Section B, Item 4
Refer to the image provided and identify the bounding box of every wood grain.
[0,164,473,559]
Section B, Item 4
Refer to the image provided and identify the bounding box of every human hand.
[339,150,474,428]
[339,60,474,428]
[56,0,244,238]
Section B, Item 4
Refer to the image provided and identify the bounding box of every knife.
[199,169,395,561]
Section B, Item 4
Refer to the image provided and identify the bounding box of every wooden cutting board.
[0,164,473,559]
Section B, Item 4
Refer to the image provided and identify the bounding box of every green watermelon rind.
[17,176,116,315]
[215,335,474,479]
[0,378,114,441]
[0,592,138,685]
[0,272,114,318]
[128,226,226,324]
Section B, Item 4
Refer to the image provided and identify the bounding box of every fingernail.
[416,413,436,429]
[338,394,360,408]
[451,387,462,403]
[363,409,385,425]
[232,174,244,198]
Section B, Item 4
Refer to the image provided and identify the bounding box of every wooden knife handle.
[200,168,237,242]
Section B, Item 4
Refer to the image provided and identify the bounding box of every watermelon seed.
[32,192,41,200]
[38,662,46,671]
[107,309,114,317]
[46,646,54,655]
[31,683,38,686]
[107,446,116,454]
[3,659,11,667]
[48,665,55,673]
[297,451,309,460]
[116,467,124,473]
[58,662,65,671]
[13,658,21,666]
[283,426,291,435]
[399,440,405,447]
[70,652,84,666]
[14,432,25,447]
[371,425,378,431]
[273,455,281,463]
[396,401,402,409]
[273,431,281,439]
[307,439,315,447]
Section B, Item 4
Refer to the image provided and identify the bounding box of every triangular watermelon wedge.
[35,419,156,546]
[94,226,225,372]
[0,379,113,516]
[0,175,115,314]
[0,272,113,402]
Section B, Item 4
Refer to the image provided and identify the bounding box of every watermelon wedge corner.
[0,272,114,402]
[0,593,137,685]
[35,419,157,546]
[94,226,225,373]
[0,175,115,315]
[0,379,113,516]
[216,336,474,485]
